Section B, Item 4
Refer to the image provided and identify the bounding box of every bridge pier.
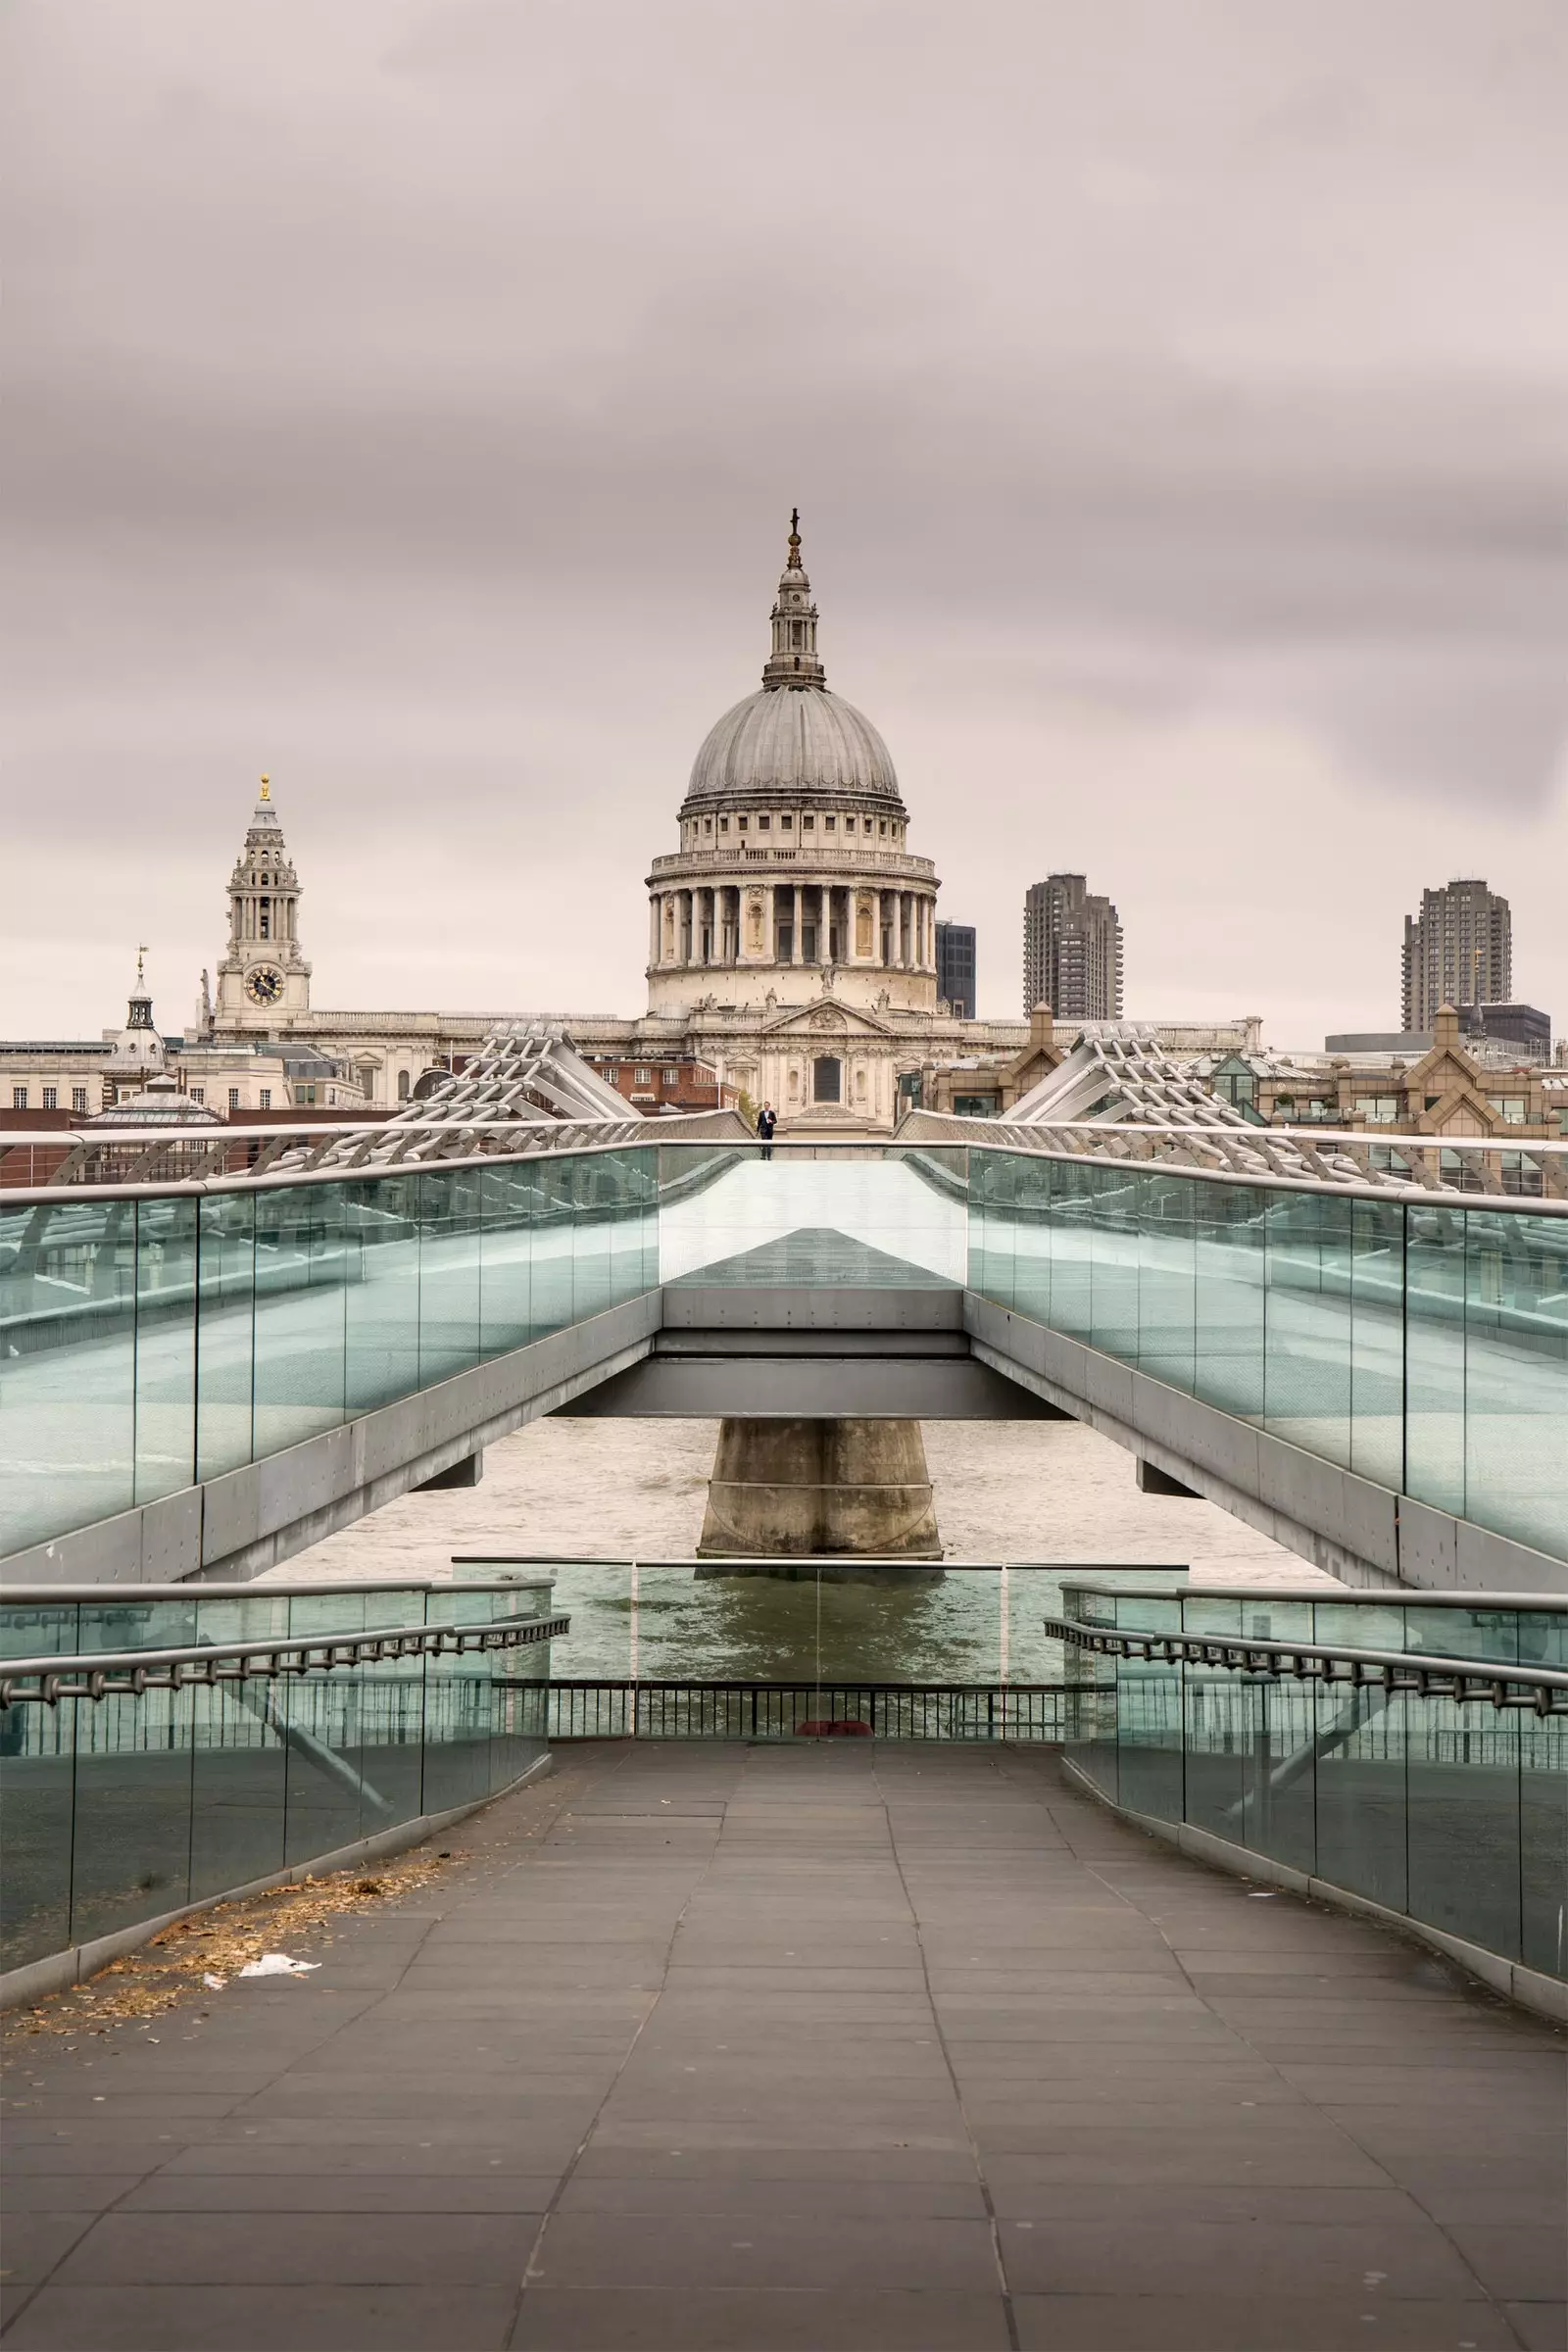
[697,1416,943,1566]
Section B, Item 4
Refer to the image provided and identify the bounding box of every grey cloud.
[2,0,1565,1040]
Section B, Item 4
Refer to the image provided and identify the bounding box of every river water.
[270,1412,1334,1688]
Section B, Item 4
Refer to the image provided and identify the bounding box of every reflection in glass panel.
[1115,1652,1183,1824]
[1089,1168,1139,1362]
[345,1175,420,1412]
[1049,1161,1093,1342]
[1404,1204,1466,1517]
[1350,1198,1404,1491]
[253,1184,347,1453]
[197,1193,256,1480]
[1465,1208,1568,1558]
[1138,1173,1195,1396]
[1194,1185,1266,1422]
[0,1603,80,1970]
[135,1194,198,1503]
[1520,1699,1567,1980]
[1406,1691,1521,1960]
[570,1155,615,1324]
[422,1588,495,1814]
[1011,1154,1052,1328]
[479,1163,532,1356]
[0,1197,137,1553]
[68,1679,197,1945]
[1311,1593,1408,1911]
[188,1590,292,1901]
[1264,1191,1351,1470]
[530,1161,575,1337]
[1313,1684,1407,1912]
[970,1150,1013,1306]
[417,1167,482,1385]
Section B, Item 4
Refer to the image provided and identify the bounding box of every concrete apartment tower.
[1023,875,1124,1020]
[1401,879,1512,1035]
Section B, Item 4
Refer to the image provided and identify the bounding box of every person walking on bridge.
[758,1102,777,1161]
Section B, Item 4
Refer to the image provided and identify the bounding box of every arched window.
[398,1070,411,1102]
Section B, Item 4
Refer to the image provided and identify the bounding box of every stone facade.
[215,777,313,1028]
[647,516,941,1029]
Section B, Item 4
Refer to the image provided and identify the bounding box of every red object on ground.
[796,1719,873,1738]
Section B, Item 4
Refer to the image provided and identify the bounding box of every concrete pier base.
[697,1416,943,1566]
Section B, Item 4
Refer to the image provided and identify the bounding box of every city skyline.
[4,1,1565,1044]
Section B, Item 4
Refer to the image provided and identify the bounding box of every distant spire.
[762,511,825,691]
[125,948,156,1032]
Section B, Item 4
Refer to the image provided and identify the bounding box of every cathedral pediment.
[760,997,896,1040]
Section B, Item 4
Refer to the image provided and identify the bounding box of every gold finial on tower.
[259,774,271,802]
[787,507,802,566]
[136,944,148,989]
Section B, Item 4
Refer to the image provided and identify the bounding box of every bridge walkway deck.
[3,1744,1563,2350]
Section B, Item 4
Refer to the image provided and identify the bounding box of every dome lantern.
[760,507,826,692]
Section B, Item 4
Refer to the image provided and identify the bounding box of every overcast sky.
[4,0,1565,1046]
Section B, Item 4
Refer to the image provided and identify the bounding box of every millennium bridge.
[2,1069,1564,2347]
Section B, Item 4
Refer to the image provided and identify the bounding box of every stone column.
[698,1418,943,1565]
[649,895,660,967]
[792,885,804,962]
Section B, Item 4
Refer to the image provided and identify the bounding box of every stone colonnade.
[650,882,937,973]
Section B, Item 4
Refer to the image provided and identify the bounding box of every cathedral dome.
[684,686,900,807]
[679,511,905,813]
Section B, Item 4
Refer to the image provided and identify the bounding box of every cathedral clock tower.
[215,777,313,1030]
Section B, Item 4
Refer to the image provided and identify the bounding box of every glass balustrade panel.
[133,1194,198,1505]
[252,1184,347,1455]
[197,1192,257,1481]
[0,1602,81,1971]
[0,1198,137,1554]
[417,1166,482,1385]
[1463,1209,1568,1559]
[344,1174,420,1413]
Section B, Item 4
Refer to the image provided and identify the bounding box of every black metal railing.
[1044,1617,1568,1715]
[0,1616,570,1710]
[544,1681,1086,1741]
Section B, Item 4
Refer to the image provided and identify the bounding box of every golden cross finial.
[136,944,148,988]
[787,506,801,562]
[259,773,271,802]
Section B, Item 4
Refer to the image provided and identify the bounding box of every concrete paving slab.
[0,2285,520,2350]
[1502,2303,1568,2351]
[4,1740,1562,2352]
[1012,2293,1519,2349]
[507,2287,1014,2350]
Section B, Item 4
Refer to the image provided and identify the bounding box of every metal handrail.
[0,1613,569,1707]
[5,1122,1564,1211]
[1046,1616,1568,1715]
[1057,1582,1568,1614]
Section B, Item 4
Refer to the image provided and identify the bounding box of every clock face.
[245,965,284,1006]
